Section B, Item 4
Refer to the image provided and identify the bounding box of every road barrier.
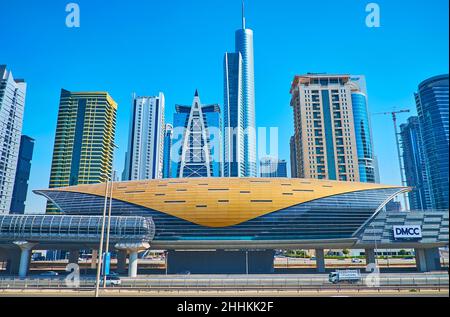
[0,275,448,293]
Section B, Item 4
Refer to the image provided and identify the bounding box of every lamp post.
[103,144,119,288]
[94,180,110,297]
[94,143,119,296]
[102,171,114,288]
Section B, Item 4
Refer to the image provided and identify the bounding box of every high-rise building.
[415,74,449,210]
[350,76,376,183]
[290,74,375,182]
[400,116,432,211]
[223,1,256,177]
[47,89,117,213]
[173,91,221,178]
[10,135,35,214]
[0,65,26,214]
[260,156,287,178]
[289,136,298,178]
[163,123,173,179]
[122,93,165,181]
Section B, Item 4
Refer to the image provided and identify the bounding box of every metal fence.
[0,275,447,292]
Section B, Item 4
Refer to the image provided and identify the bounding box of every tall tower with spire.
[174,91,222,178]
[223,0,257,177]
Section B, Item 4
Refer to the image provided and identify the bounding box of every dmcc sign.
[393,226,422,239]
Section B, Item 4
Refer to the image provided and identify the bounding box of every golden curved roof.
[40,178,406,228]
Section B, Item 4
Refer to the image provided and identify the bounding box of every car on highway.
[96,275,121,287]
[105,275,121,286]
[39,271,59,277]
[351,258,363,263]
[177,271,191,275]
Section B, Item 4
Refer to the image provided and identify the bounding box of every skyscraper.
[415,74,449,210]
[260,156,287,178]
[0,65,26,214]
[173,91,222,178]
[163,123,173,179]
[290,136,298,178]
[350,76,376,183]
[122,93,165,181]
[10,135,35,214]
[223,1,257,177]
[400,116,432,211]
[291,74,375,182]
[47,89,117,213]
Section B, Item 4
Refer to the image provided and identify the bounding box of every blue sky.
[0,0,448,213]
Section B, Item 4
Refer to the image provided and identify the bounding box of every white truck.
[328,270,361,284]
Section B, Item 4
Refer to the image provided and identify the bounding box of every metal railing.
[0,275,447,292]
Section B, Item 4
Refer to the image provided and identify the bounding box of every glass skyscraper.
[400,116,432,211]
[10,135,35,214]
[290,136,298,178]
[47,89,117,213]
[122,93,165,181]
[415,74,449,210]
[162,123,173,179]
[260,157,288,178]
[172,91,222,178]
[350,76,375,183]
[0,65,26,214]
[223,1,257,177]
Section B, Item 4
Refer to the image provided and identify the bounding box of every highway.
[0,272,447,297]
[0,272,447,289]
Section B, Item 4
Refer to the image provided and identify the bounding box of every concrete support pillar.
[13,241,37,278]
[128,251,138,278]
[365,249,376,266]
[315,249,325,273]
[415,248,427,272]
[117,250,127,274]
[68,250,80,265]
[424,248,441,271]
[114,242,150,278]
[91,249,98,269]
[6,249,21,275]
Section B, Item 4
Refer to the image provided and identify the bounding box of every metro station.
[0,178,448,277]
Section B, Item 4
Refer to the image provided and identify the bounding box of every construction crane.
[372,109,411,211]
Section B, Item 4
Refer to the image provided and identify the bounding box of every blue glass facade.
[321,90,337,180]
[223,52,245,177]
[162,124,172,179]
[223,6,256,178]
[37,188,402,242]
[260,158,288,178]
[400,116,432,210]
[10,135,35,214]
[415,74,449,210]
[235,28,257,177]
[351,92,375,183]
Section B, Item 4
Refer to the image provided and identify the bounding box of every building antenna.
[242,0,246,29]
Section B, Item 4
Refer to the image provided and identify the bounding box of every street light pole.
[103,144,119,288]
[103,171,114,288]
[95,180,110,297]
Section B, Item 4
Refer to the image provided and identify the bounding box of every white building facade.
[0,65,27,214]
[123,93,165,180]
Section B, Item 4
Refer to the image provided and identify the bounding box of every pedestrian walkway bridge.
[0,214,155,246]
